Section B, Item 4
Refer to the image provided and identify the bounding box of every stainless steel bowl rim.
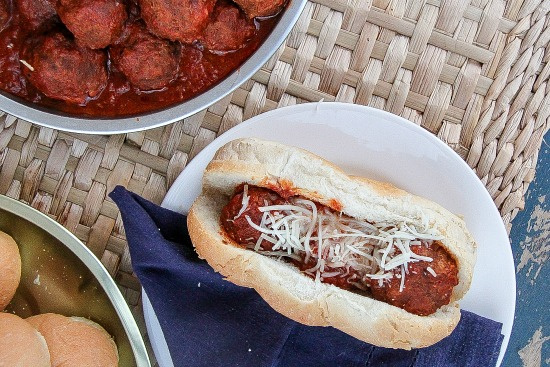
[0,195,151,367]
[0,0,307,135]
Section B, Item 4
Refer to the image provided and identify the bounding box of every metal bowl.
[0,1,307,134]
[0,195,151,367]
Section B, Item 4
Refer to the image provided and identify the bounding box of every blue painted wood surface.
[502,130,549,367]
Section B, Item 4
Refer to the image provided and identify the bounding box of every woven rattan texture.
[1,0,549,321]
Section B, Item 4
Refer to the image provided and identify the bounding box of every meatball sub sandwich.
[187,138,477,349]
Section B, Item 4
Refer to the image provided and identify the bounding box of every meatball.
[111,23,180,90]
[298,255,362,291]
[57,0,127,49]
[15,0,57,32]
[233,0,287,18]
[320,272,357,290]
[202,2,257,52]
[369,241,459,316]
[139,0,216,43]
[22,33,108,104]
[0,0,10,31]
[221,185,285,249]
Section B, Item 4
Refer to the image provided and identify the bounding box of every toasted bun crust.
[0,231,21,311]
[27,313,119,367]
[187,138,477,349]
[0,312,51,367]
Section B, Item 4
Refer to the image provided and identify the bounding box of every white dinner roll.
[0,230,21,311]
[0,312,51,367]
[27,313,119,367]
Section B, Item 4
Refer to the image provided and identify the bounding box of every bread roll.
[0,312,51,367]
[188,138,477,349]
[0,230,21,310]
[27,313,118,367]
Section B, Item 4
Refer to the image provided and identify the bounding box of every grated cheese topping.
[239,185,443,291]
[19,59,34,72]
[234,184,249,220]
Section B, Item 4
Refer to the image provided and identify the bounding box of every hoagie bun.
[187,138,477,349]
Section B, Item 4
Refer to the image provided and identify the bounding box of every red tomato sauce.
[0,0,280,118]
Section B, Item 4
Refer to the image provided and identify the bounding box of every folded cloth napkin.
[110,186,504,367]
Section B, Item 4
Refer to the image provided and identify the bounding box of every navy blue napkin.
[110,186,504,367]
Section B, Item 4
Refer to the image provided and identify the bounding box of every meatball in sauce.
[15,0,57,32]
[369,242,459,316]
[220,184,460,316]
[22,32,108,104]
[233,0,287,18]
[202,2,257,53]
[139,0,216,43]
[221,185,285,249]
[111,22,180,90]
[57,0,127,49]
[0,0,286,116]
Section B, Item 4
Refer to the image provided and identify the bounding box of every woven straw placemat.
[0,0,549,361]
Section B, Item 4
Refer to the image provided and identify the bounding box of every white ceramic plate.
[144,102,515,366]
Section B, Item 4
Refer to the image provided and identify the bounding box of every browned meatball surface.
[221,185,285,249]
[57,0,127,49]
[0,0,10,31]
[139,0,215,43]
[297,250,363,291]
[369,241,459,316]
[111,23,180,90]
[233,0,287,18]
[15,0,57,32]
[202,2,256,53]
[22,33,108,104]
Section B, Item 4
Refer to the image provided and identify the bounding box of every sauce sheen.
[0,0,280,117]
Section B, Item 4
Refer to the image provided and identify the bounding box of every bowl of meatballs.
[0,0,306,133]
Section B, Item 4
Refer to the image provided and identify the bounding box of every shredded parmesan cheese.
[239,188,444,291]
[234,184,249,219]
[20,59,34,72]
